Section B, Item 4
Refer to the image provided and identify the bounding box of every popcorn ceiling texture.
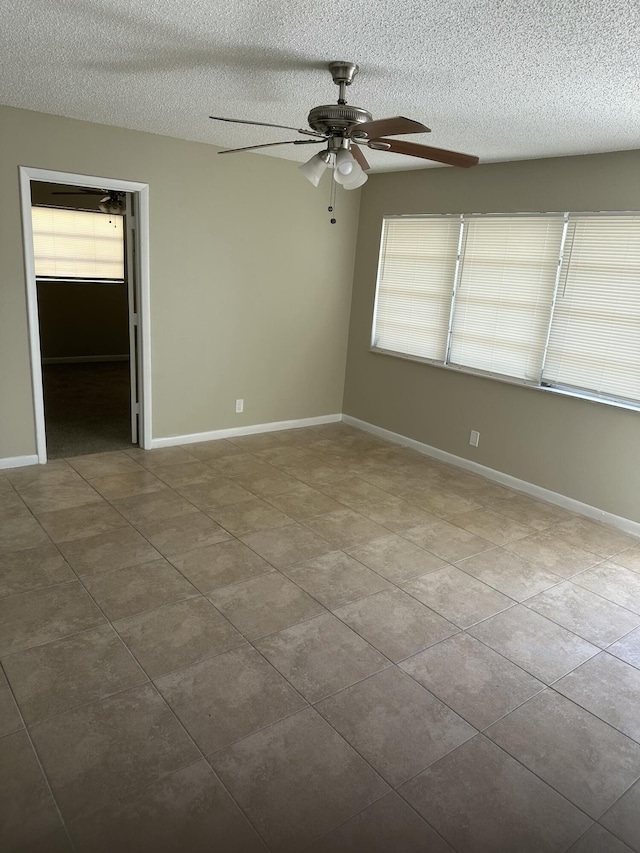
[1,0,639,171]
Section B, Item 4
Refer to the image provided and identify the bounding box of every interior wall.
[0,105,360,458]
[343,149,640,523]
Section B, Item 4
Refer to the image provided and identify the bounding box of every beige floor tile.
[400,633,544,730]
[30,683,199,822]
[155,645,306,754]
[88,470,166,501]
[19,481,103,515]
[112,489,198,525]
[613,543,640,574]
[83,558,197,621]
[449,508,534,545]
[490,493,573,530]
[306,791,455,853]
[554,518,639,559]
[0,667,22,737]
[151,460,220,488]
[183,439,245,461]
[115,596,245,678]
[228,433,283,451]
[125,446,199,471]
[264,482,343,519]
[37,501,128,543]
[567,824,634,853]
[403,566,515,629]
[280,459,349,487]
[399,735,590,853]
[254,446,315,467]
[572,562,640,614]
[555,653,640,743]
[176,477,255,510]
[254,612,389,703]
[233,468,300,497]
[404,519,493,563]
[240,522,333,568]
[68,760,266,853]
[208,497,292,536]
[303,508,389,549]
[0,729,67,850]
[503,530,602,577]
[212,453,275,478]
[525,582,640,647]
[401,488,482,519]
[608,627,640,669]
[0,512,49,553]
[208,571,325,639]
[334,589,458,662]
[0,542,74,597]
[355,496,435,532]
[317,667,474,788]
[284,550,391,610]
[600,780,640,852]
[486,689,640,818]
[66,451,144,479]
[346,534,447,583]
[456,547,564,601]
[0,581,105,656]
[134,511,231,557]
[210,707,389,852]
[7,459,81,489]
[2,624,146,725]
[170,539,273,593]
[316,476,394,508]
[58,525,160,578]
[469,605,599,683]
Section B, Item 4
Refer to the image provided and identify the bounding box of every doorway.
[19,168,152,462]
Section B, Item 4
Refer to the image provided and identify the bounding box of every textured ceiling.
[1,0,639,172]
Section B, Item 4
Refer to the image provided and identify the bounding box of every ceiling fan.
[210,61,479,191]
[51,188,126,215]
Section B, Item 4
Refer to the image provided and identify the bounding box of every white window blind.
[372,217,460,360]
[542,215,640,403]
[449,216,564,381]
[32,206,125,281]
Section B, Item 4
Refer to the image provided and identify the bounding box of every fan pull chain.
[328,175,337,225]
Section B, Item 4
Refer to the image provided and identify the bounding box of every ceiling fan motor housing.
[307,104,373,136]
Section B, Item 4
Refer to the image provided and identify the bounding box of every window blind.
[542,215,640,403]
[449,216,565,381]
[372,217,460,361]
[32,206,125,281]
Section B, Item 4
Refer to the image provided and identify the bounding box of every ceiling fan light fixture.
[299,150,331,187]
[343,170,368,190]
[333,148,361,185]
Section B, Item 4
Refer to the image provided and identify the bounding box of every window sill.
[369,346,640,414]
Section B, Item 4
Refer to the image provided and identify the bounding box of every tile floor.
[1,423,640,852]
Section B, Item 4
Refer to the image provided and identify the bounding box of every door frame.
[18,166,152,461]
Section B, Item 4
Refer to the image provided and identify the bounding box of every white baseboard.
[150,413,343,449]
[342,415,640,538]
[0,454,39,470]
[42,355,130,364]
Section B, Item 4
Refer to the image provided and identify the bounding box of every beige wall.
[343,150,640,523]
[0,105,359,457]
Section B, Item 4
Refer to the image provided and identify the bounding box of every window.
[32,206,125,282]
[371,212,640,408]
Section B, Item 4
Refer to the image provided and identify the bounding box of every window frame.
[370,211,640,414]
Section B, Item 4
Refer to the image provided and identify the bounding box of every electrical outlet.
[469,430,480,447]
[235,398,244,414]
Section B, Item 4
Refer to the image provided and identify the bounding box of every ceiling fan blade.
[374,138,479,168]
[210,115,325,138]
[351,144,370,171]
[218,139,325,154]
[348,116,430,140]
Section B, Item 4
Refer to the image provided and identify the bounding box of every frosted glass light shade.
[343,170,368,190]
[299,152,330,187]
[334,149,362,185]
